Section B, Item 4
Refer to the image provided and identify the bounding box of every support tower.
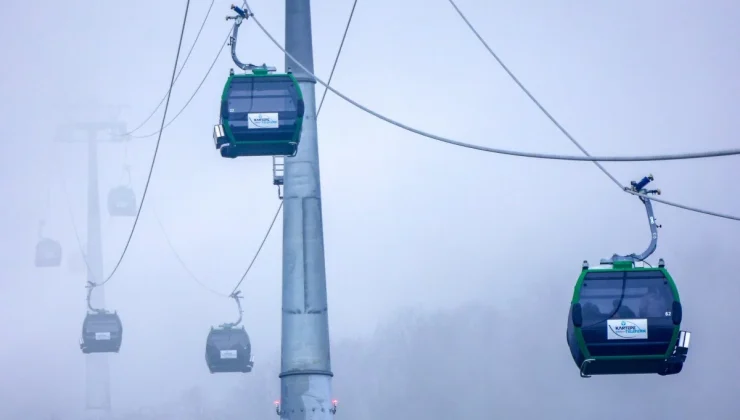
[57,114,128,419]
[278,0,335,418]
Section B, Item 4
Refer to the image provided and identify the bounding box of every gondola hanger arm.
[601,174,663,265]
[220,290,244,328]
[85,281,108,314]
[225,4,276,73]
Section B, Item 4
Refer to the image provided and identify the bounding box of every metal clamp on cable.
[230,4,250,19]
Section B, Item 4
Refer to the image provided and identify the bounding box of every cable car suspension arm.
[220,290,244,328]
[226,5,276,73]
[85,281,107,314]
[601,174,662,265]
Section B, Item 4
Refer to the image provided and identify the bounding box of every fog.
[1,0,739,418]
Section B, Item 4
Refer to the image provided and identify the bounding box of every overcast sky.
[1,0,739,418]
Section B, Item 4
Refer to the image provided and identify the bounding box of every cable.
[624,189,739,220]
[243,1,740,163]
[156,0,358,296]
[316,0,358,115]
[229,201,283,295]
[124,0,215,135]
[151,207,229,297]
[92,0,192,288]
[131,30,231,139]
[446,0,740,222]
[445,0,621,186]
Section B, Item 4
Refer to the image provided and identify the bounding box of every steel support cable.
[124,0,215,135]
[446,0,621,187]
[152,201,280,298]
[243,2,740,163]
[144,2,250,298]
[131,30,231,139]
[446,0,740,221]
[624,188,739,220]
[151,207,229,297]
[159,0,358,297]
[228,201,283,295]
[90,0,192,288]
[316,0,359,114]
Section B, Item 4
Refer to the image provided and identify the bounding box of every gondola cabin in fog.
[107,186,137,217]
[213,5,305,159]
[204,290,253,373]
[35,237,62,267]
[214,69,305,158]
[205,325,254,373]
[565,175,691,378]
[567,260,690,377]
[80,311,123,354]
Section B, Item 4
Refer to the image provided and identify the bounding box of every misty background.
[1,0,739,418]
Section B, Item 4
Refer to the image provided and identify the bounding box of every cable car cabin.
[35,238,62,267]
[205,326,254,373]
[80,312,123,354]
[107,186,137,217]
[214,70,305,158]
[567,261,691,377]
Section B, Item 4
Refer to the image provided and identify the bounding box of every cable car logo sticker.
[606,319,648,340]
[247,113,279,129]
[95,332,111,341]
[220,350,238,359]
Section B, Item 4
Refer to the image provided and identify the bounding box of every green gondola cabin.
[566,260,691,377]
[214,69,305,158]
